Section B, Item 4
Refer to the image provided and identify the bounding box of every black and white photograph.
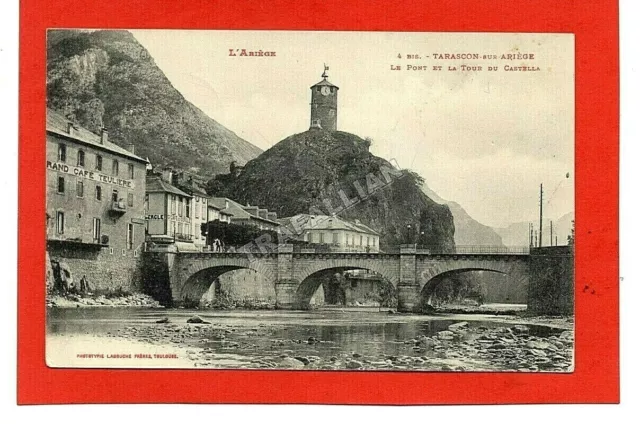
[45,29,575,372]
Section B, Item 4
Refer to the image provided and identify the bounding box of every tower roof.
[310,79,339,89]
[310,65,339,89]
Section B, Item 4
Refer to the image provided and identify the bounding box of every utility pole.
[555,235,558,246]
[529,223,533,247]
[550,220,554,247]
[539,183,543,247]
[534,230,538,248]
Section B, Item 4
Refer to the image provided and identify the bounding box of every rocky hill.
[207,130,455,251]
[46,29,262,176]
[421,184,505,247]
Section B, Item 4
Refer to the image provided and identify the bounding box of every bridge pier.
[274,280,300,309]
[396,245,419,312]
[397,283,421,312]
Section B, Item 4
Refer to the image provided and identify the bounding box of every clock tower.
[309,65,339,131]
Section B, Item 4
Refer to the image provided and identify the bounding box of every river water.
[46,306,574,372]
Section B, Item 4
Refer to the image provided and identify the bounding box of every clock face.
[321,86,331,96]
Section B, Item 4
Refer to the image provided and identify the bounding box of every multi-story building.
[209,198,280,232]
[144,174,196,250]
[207,201,232,224]
[171,175,211,249]
[46,108,148,292]
[279,214,380,252]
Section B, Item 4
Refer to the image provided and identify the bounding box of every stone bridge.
[152,245,530,312]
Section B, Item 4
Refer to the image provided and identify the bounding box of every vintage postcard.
[44,29,576,373]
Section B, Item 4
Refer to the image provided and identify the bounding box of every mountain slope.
[208,130,456,251]
[46,29,262,176]
[421,184,505,247]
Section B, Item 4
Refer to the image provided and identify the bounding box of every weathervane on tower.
[310,65,339,131]
[322,63,329,79]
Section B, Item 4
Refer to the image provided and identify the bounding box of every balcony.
[109,200,127,215]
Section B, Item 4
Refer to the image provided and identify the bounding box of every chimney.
[258,209,268,219]
[225,199,229,210]
[126,142,135,154]
[161,168,173,184]
[67,122,76,136]
[100,128,108,144]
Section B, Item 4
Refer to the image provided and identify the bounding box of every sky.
[131,30,574,228]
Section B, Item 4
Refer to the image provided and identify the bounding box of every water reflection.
[47,307,563,361]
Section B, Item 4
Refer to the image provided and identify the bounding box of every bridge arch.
[417,257,529,306]
[295,259,399,308]
[295,256,399,289]
[176,254,276,304]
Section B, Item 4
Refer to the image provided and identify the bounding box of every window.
[186,201,190,218]
[333,233,338,244]
[144,194,149,212]
[57,176,65,193]
[57,144,66,162]
[195,200,199,218]
[202,203,206,219]
[93,218,101,242]
[127,193,134,207]
[178,198,183,217]
[127,223,134,250]
[112,160,119,176]
[346,234,350,245]
[178,222,183,235]
[171,195,176,214]
[95,185,102,201]
[366,236,370,246]
[112,189,118,202]
[128,163,134,179]
[319,233,324,243]
[96,155,103,171]
[56,211,64,234]
[77,150,85,167]
[76,180,84,197]
[360,235,363,246]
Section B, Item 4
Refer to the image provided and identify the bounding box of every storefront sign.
[47,161,135,188]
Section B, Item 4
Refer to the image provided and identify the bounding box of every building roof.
[310,78,339,89]
[279,214,379,236]
[176,181,209,197]
[207,202,233,216]
[46,108,147,163]
[210,197,279,226]
[146,177,192,197]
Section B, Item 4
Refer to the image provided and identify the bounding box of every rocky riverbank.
[104,315,573,372]
[47,292,162,308]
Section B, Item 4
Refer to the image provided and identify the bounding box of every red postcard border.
[18,0,619,405]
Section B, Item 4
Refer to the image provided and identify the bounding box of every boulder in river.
[187,315,210,324]
[281,357,306,369]
[294,356,310,365]
[448,322,469,332]
[346,360,363,369]
[512,325,530,334]
[437,330,455,340]
[156,317,170,324]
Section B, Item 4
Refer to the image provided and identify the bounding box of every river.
[46,306,574,372]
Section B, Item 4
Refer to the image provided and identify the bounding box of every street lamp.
[405,224,412,245]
